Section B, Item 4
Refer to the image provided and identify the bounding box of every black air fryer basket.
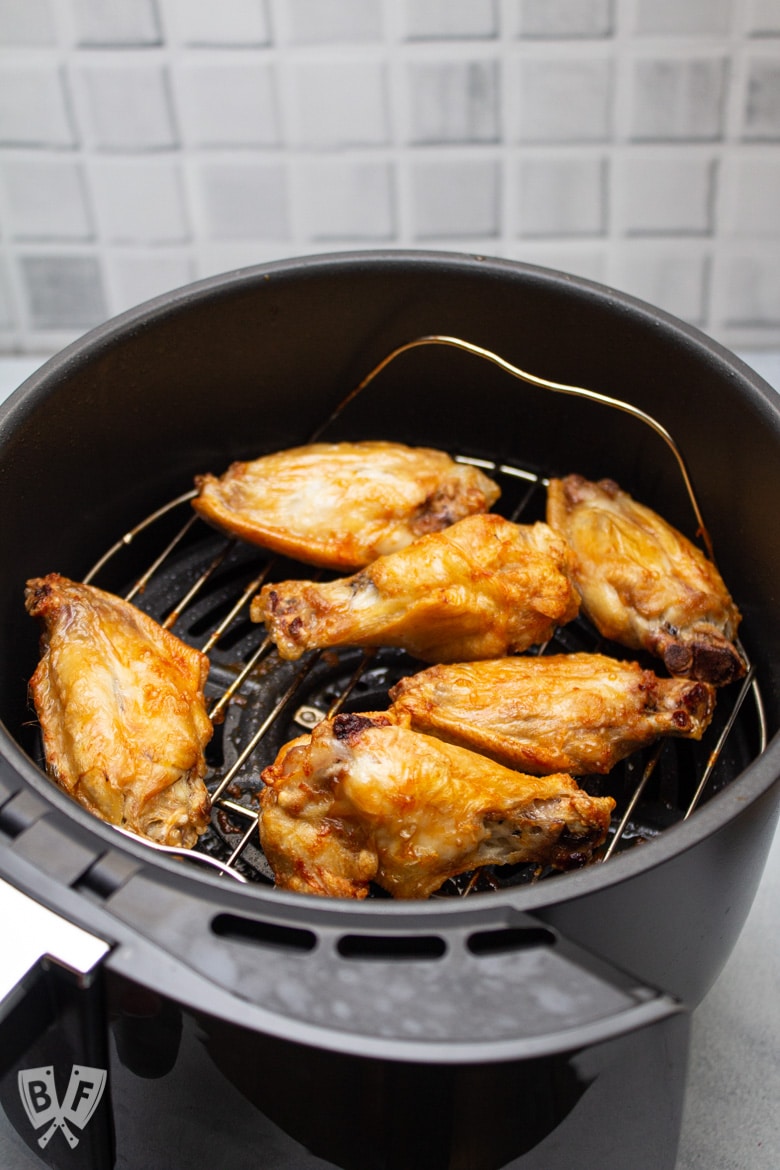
[0,251,778,1170]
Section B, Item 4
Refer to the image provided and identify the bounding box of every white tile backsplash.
[18,254,107,330]
[71,0,162,47]
[617,153,715,235]
[0,0,56,45]
[411,157,500,238]
[516,155,607,236]
[296,158,395,239]
[76,63,177,151]
[0,0,778,350]
[634,0,733,37]
[90,158,189,243]
[403,0,498,41]
[288,59,389,148]
[629,57,728,141]
[406,59,500,144]
[175,60,279,147]
[283,0,384,45]
[510,57,613,142]
[743,55,780,137]
[0,261,15,329]
[1,158,93,240]
[167,0,271,48]
[515,0,614,39]
[724,250,780,323]
[749,0,780,34]
[197,160,290,240]
[0,65,75,147]
[723,152,780,233]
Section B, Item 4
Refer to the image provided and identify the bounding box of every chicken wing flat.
[547,475,746,686]
[192,440,500,571]
[259,712,615,900]
[251,514,580,664]
[25,574,213,848]
[389,653,716,775]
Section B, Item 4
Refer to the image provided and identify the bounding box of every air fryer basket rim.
[2,247,779,920]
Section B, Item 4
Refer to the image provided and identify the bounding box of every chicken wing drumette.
[251,514,580,664]
[547,475,745,686]
[25,574,213,848]
[193,440,500,571]
[259,711,615,900]
[389,653,716,775]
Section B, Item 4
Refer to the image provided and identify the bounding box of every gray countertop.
[0,351,778,1170]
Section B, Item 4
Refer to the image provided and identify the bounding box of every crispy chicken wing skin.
[25,574,213,848]
[251,514,580,664]
[192,440,500,571]
[259,712,615,899]
[389,653,716,775]
[547,475,745,686]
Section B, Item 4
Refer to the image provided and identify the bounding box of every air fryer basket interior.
[1,251,779,976]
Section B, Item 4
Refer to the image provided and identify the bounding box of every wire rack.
[74,336,766,891]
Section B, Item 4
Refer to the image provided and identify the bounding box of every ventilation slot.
[467,925,556,956]
[211,913,317,953]
[337,933,447,961]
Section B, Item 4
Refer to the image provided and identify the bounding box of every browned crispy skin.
[547,475,746,686]
[259,712,615,900]
[251,514,580,664]
[25,574,213,848]
[389,653,716,775]
[192,440,500,571]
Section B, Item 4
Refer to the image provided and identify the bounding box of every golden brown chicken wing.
[259,711,615,899]
[251,514,580,664]
[25,574,213,848]
[389,653,716,775]
[192,440,500,571]
[547,475,745,686]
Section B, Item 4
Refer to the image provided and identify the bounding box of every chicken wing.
[259,711,615,899]
[389,653,716,775]
[547,475,745,686]
[192,440,500,571]
[251,514,580,664]
[25,574,213,848]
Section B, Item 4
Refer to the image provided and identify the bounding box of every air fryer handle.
[0,876,110,1078]
[0,878,115,1167]
[0,877,110,1022]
